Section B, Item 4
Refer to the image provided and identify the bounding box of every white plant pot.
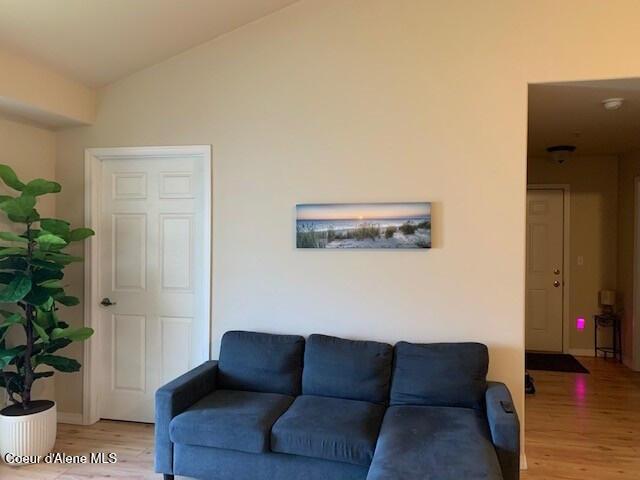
[0,402,57,465]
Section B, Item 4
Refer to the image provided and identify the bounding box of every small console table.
[594,313,622,362]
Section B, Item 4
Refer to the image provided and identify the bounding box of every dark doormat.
[525,352,590,374]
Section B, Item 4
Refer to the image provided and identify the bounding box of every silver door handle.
[553,281,560,288]
[100,297,117,307]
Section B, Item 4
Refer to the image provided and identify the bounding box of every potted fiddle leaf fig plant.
[0,164,94,464]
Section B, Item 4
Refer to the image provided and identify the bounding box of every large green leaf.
[0,345,25,369]
[36,233,67,249]
[0,232,27,243]
[8,208,40,224]
[54,295,79,306]
[30,258,64,271]
[22,285,52,307]
[38,279,62,289]
[0,195,36,218]
[35,251,83,264]
[51,326,94,342]
[35,354,81,372]
[42,296,54,311]
[0,165,25,191]
[0,257,28,270]
[0,246,28,257]
[0,274,32,302]
[22,179,61,197]
[31,336,71,357]
[32,320,49,343]
[35,307,55,329]
[40,218,70,238]
[0,272,13,284]
[32,268,63,285]
[69,228,95,242]
[0,311,24,327]
[0,371,24,395]
[1,370,54,391]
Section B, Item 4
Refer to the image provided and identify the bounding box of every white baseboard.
[57,412,84,425]
[520,452,528,470]
[568,348,595,357]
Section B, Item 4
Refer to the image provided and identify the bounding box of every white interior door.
[98,150,210,422]
[526,188,564,352]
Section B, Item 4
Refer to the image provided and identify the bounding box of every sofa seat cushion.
[367,405,503,480]
[271,395,385,467]
[169,389,293,454]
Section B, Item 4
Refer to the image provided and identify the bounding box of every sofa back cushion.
[390,342,488,409]
[302,334,393,404]
[218,331,305,396]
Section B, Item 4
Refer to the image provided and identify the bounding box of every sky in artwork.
[296,202,431,221]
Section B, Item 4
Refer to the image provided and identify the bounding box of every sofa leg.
[163,475,174,480]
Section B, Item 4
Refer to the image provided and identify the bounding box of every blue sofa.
[156,331,519,480]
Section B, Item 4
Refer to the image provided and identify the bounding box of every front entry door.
[525,188,564,352]
[98,150,210,422]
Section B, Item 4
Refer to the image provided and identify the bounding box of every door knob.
[553,280,560,288]
[100,297,117,307]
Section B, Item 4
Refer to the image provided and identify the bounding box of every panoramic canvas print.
[296,202,431,249]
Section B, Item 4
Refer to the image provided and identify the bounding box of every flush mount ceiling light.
[602,97,624,110]
[546,145,576,164]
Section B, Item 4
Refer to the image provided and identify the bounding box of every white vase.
[0,402,57,465]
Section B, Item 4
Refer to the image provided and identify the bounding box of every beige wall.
[0,47,95,126]
[617,151,640,369]
[0,114,57,407]
[52,0,640,445]
[0,116,56,190]
[527,156,619,353]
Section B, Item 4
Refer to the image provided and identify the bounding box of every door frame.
[526,184,571,353]
[82,145,212,425]
[632,177,640,370]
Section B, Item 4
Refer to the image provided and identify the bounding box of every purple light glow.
[576,317,586,330]
[574,375,587,404]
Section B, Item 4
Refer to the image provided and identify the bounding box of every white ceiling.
[0,0,299,87]
[528,78,640,157]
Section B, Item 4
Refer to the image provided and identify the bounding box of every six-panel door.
[525,188,564,352]
[99,156,209,422]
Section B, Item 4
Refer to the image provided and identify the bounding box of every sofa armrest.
[486,381,520,480]
[155,360,218,474]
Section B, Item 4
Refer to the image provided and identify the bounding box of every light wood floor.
[2,356,639,479]
[0,421,155,479]
[521,356,640,479]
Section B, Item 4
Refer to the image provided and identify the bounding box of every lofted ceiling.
[0,0,299,87]
[528,78,640,157]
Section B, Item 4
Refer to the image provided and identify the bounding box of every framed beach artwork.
[296,202,431,249]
